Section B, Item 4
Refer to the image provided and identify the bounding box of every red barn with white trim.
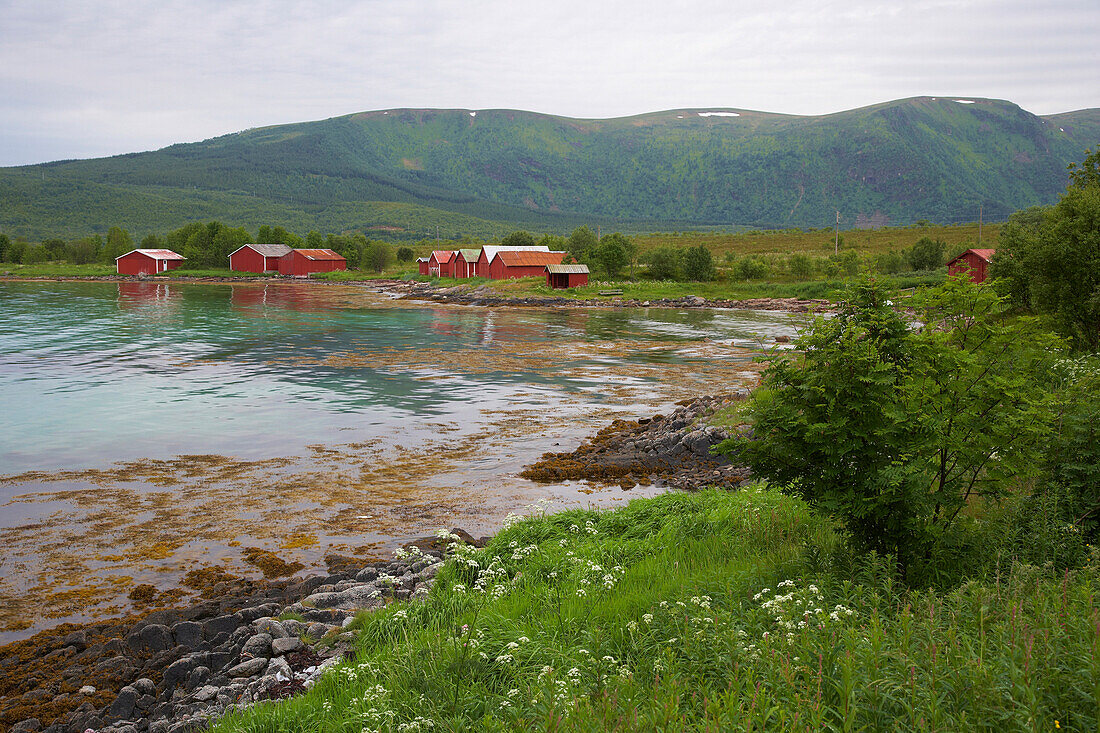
[947,248,995,284]
[427,250,456,277]
[116,249,186,276]
[417,257,430,276]
[488,250,566,279]
[229,243,292,273]
[453,249,481,278]
[277,249,347,276]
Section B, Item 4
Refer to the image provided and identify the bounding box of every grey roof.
[239,243,293,257]
[546,263,590,274]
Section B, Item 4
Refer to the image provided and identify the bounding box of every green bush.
[734,256,769,280]
[788,253,814,279]
[905,236,946,271]
[681,244,716,281]
[645,246,681,280]
[396,246,415,263]
[721,276,1060,581]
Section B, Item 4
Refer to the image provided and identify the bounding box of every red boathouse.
[277,249,347,276]
[947,248,995,284]
[417,257,430,276]
[116,249,185,276]
[427,250,456,277]
[546,263,590,289]
[229,243,293,273]
[453,249,481,278]
[475,245,550,278]
[488,250,566,280]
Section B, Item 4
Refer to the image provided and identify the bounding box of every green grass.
[0,262,115,276]
[210,487,1100,732]
[166,268,277,278]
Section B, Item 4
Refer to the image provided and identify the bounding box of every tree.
[305,230,324,249]
[396,247,415,263]
[682,244,716,281]
[789,253,814,279]
[501,230,536,247]
[722,276,1059,579]
[0,233,9,262]
[646,246,681,280]
[592,234,628,279]
[102,226,133,262]
[140,234,163,250]
[68,238,98,264]
[42,239,66,260]
[362,240,392,272]
[906,237,946,271]
[734,256,768,280]
[567,226,598,262]
[991,150,1100,351]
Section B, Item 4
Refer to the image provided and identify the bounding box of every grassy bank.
[212,487,1099,732]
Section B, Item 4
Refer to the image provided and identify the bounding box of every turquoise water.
[0,280,805,639]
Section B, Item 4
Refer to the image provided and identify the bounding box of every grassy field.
[0,262,115,277]
[633,222,998,259]
[211,486,1098,732]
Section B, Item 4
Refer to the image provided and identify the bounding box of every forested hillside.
[2,97,1096,239]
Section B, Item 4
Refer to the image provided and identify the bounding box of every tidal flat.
[0,281,805,641]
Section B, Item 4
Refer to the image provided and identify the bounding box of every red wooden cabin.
[546,263,589,289]
[947,248,995,283]
[427,250,456,277]
[278,249,347,276]
[116,249,185,276]
[229,243,292,273]
[453,249,481,278]
[475,245,551,278]
[417,257,430,276]
[489,250,567,279]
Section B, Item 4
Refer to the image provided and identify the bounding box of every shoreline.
[0,395,750,732]
[0,274,830,312]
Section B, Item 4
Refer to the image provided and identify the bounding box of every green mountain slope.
[2,97,1097,239]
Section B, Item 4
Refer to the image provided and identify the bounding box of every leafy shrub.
[721,276,1060,580]
[788,253,814,279]
[905,236,946,270]
[645,246,681,280]
[734,256,769,280]
[681,245,716,281]
[396,246,415,262]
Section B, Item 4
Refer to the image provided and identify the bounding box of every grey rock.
[238,603,280,622]
[280,619,306,635]
[132,677,157,697]
[306,622,331,639]
[271,636,303,655]
[136,693,158,710]
[355,567,379,582]
[252,618,289,639]
[109,686,139,719]
[62,629,88,650]
[172,621,203,649]
[136,624,174,653]
[150,721,171,733]
[265,656,292,679]
[303,584,383,611]
[79,685,96,695]
[241,633,272,659]
[11,719,41,733]
[186,666,211,691]
[202,613,242,639]
[226,657,268,678]
[192,685,219,702]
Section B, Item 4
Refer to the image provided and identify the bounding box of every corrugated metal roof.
[294,249,346,261]
[116,249,186,260]
[546,263,590,274]
[948,248,996,264]
[480,245,550,263]
[495,251,566,267]
[456,249,481,261]
[430,250,456,263]
[243,243,293,257]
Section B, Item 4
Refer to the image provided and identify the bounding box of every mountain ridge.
[2,97,1097,239]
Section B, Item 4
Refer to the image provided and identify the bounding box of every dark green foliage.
[140,233,163,249]
[991,150,1100,350]
[788,253,814,279]
[875,249,905,274]
[6,240,27,263]
[305,230,324,248]
[67,238,98,264]
[681,244,716,281]
[734,255,769,280]
[500,230,536,247]
[567,226,598,262]
[396,246,415,262]
[905,236,946,270]
[101,226,133,263]
[1040,357,1100,538]
[592,233,629,278]
[24,244,49,264]
[644,246,681,280]
[166,221,250,269]
[723,276,1059,580]
[42,238,66,259]
[362,240,392,272]
[0,233,8,261]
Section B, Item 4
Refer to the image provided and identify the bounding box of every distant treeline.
[0,219,969,283]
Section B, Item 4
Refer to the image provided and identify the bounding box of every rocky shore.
[385,280,828,312]
[1,396,753,733]
[521,394,753,490]
[0,533,483,733]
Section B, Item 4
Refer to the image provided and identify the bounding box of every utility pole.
[597,224,601,241]
[978,203,983,246]
[835,210,840,255]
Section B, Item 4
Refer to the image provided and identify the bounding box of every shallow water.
[0,281,807,641]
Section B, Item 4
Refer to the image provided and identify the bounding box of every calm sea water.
[0,280,806,640]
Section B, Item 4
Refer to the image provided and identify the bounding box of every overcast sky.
[1,0,1097,166]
